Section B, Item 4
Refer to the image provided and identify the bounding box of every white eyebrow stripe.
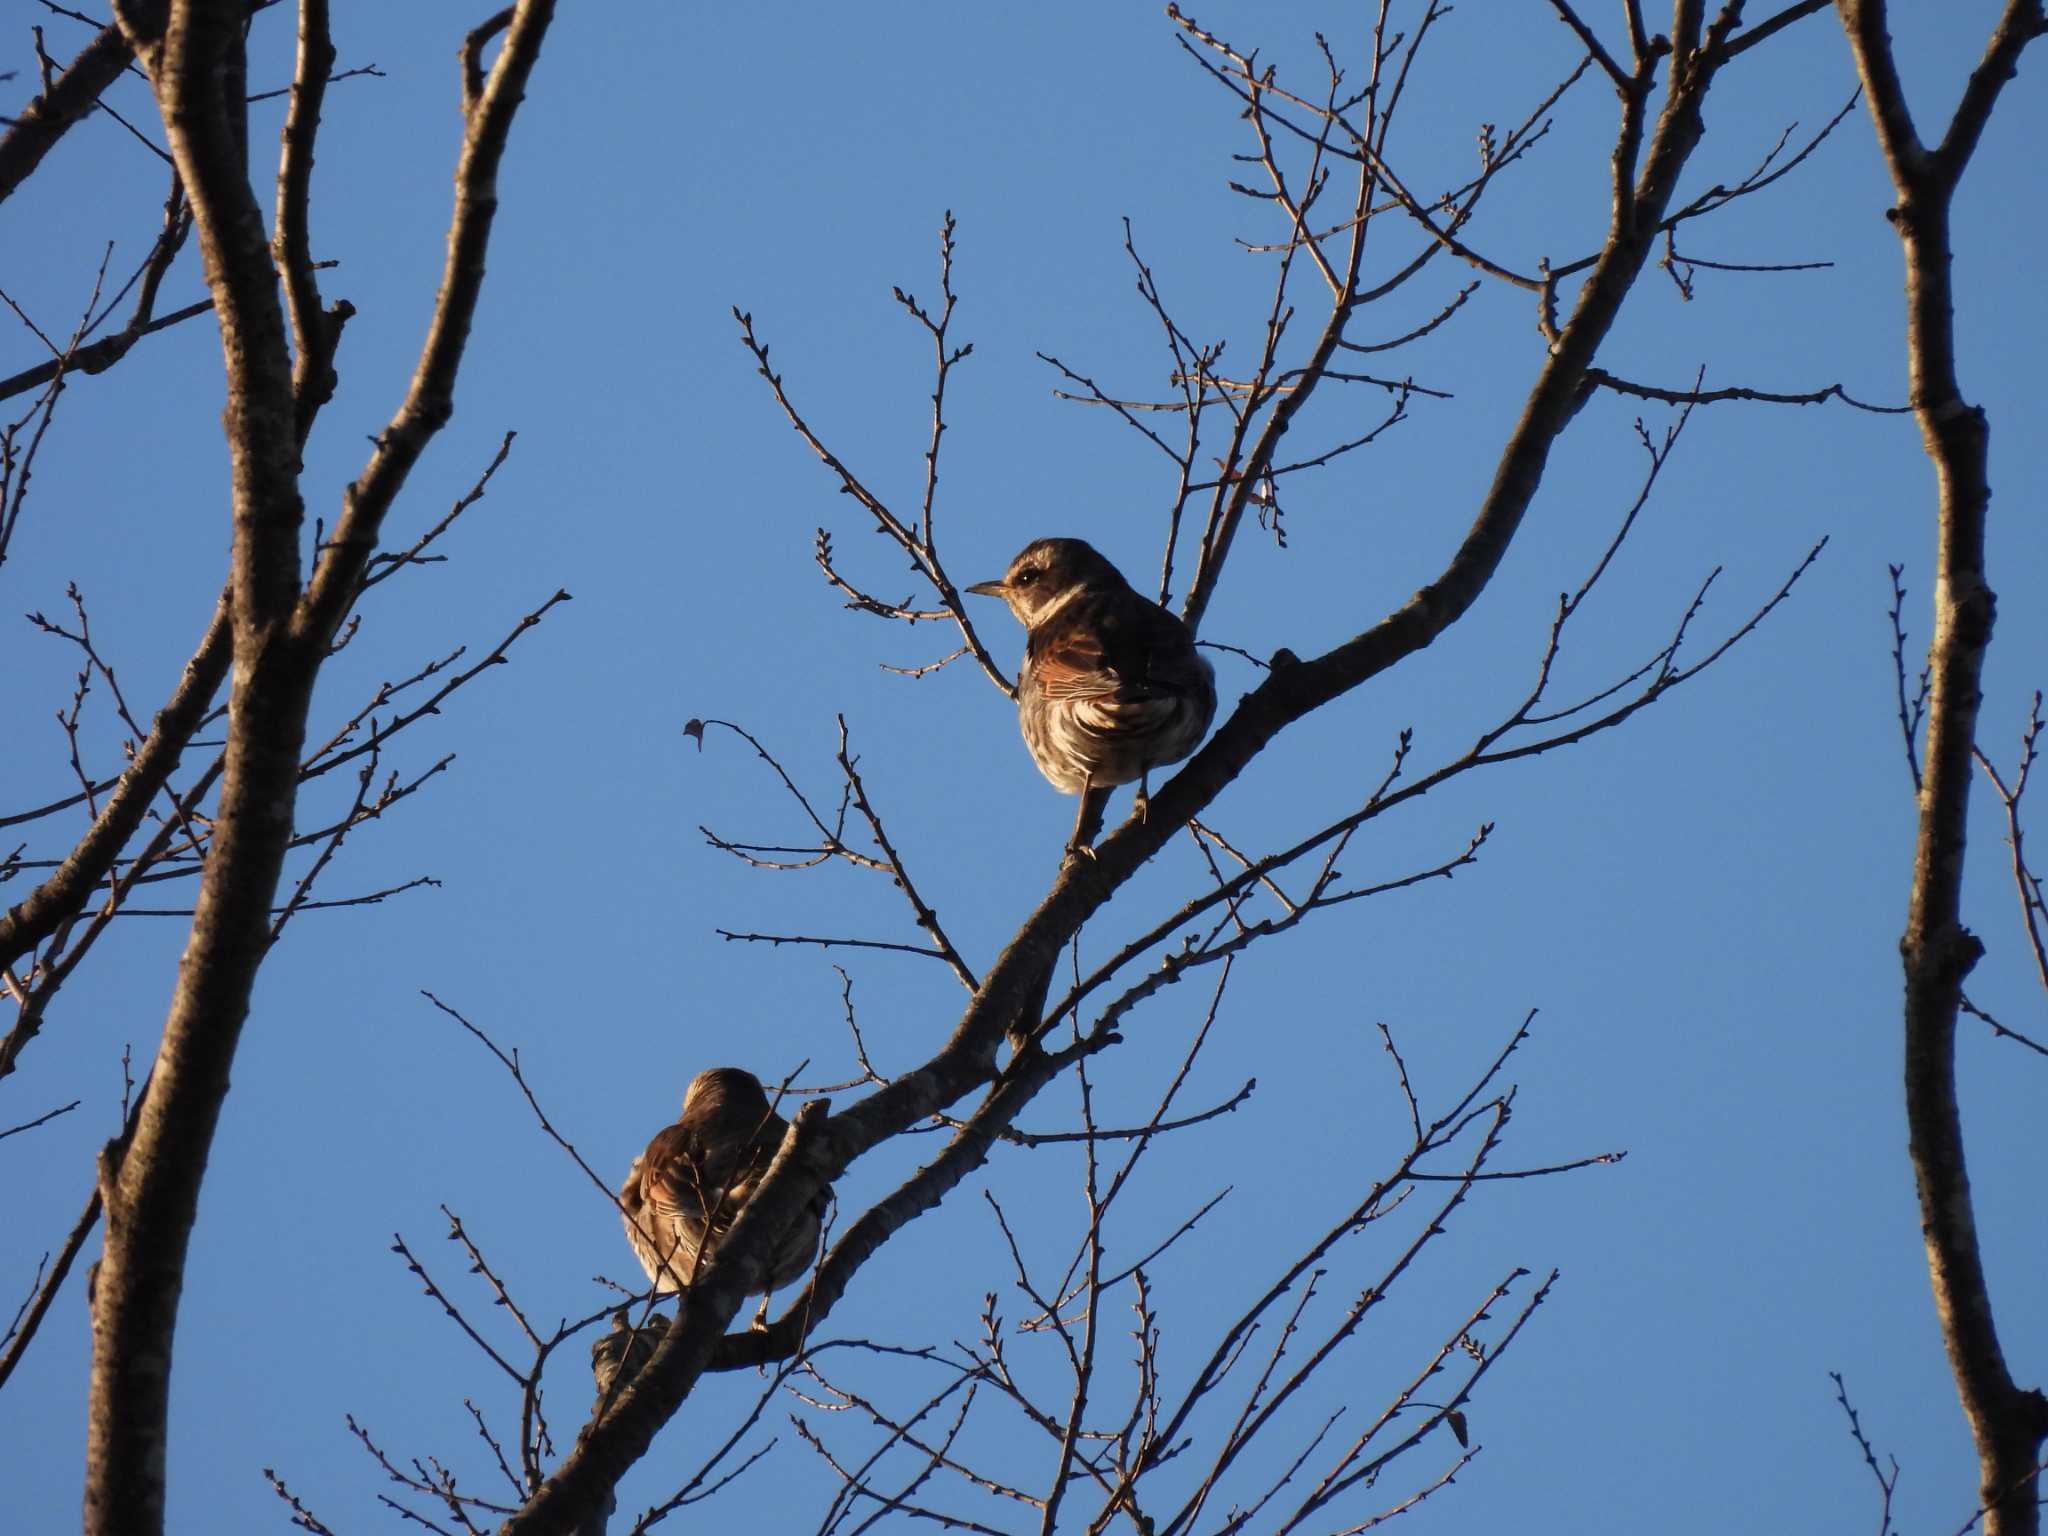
[1031,582,1087,626]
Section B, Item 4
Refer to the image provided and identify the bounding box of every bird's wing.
[621,1128,710,1289]
[1128,600,1213,692]
[1033,593,1209,700]
[1029,627,1118,701]
[636,1124,714,1229]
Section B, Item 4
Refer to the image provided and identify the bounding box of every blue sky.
[3,3,2045,1531]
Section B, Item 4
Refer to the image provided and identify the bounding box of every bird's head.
[680,1066,771,1119]
[967,537,1128,629]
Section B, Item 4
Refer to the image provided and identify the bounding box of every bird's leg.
[1134,769,1151,822]
[751,1295,771,1330]
[1065,782,1111,860]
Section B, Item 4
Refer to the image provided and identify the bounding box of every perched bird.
[969,537,1217,852]
[620,1067,826,1299]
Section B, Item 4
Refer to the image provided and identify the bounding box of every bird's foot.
[1065,783,1111,861]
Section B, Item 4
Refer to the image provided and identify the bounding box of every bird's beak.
[965,579,1007,598]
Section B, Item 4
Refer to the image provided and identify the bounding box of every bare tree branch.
[0,8,155,205]
[0,593,228,978]
[82,4,559,1530]
[1836,3,2048,1532]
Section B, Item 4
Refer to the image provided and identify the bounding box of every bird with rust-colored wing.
[969,537,1216,853]
[620,1067,826,1299]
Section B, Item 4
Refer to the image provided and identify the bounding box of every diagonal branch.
[0,8,157,205]
[0,591,229,977]
[492,10,1830,1527]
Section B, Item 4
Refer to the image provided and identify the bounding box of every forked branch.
[1836,2,2048,1532]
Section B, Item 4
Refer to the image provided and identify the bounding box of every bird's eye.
[1016,569,1039,585]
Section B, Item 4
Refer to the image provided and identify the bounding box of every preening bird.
[969,537,1217,852]
[620,1067,825,1298]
